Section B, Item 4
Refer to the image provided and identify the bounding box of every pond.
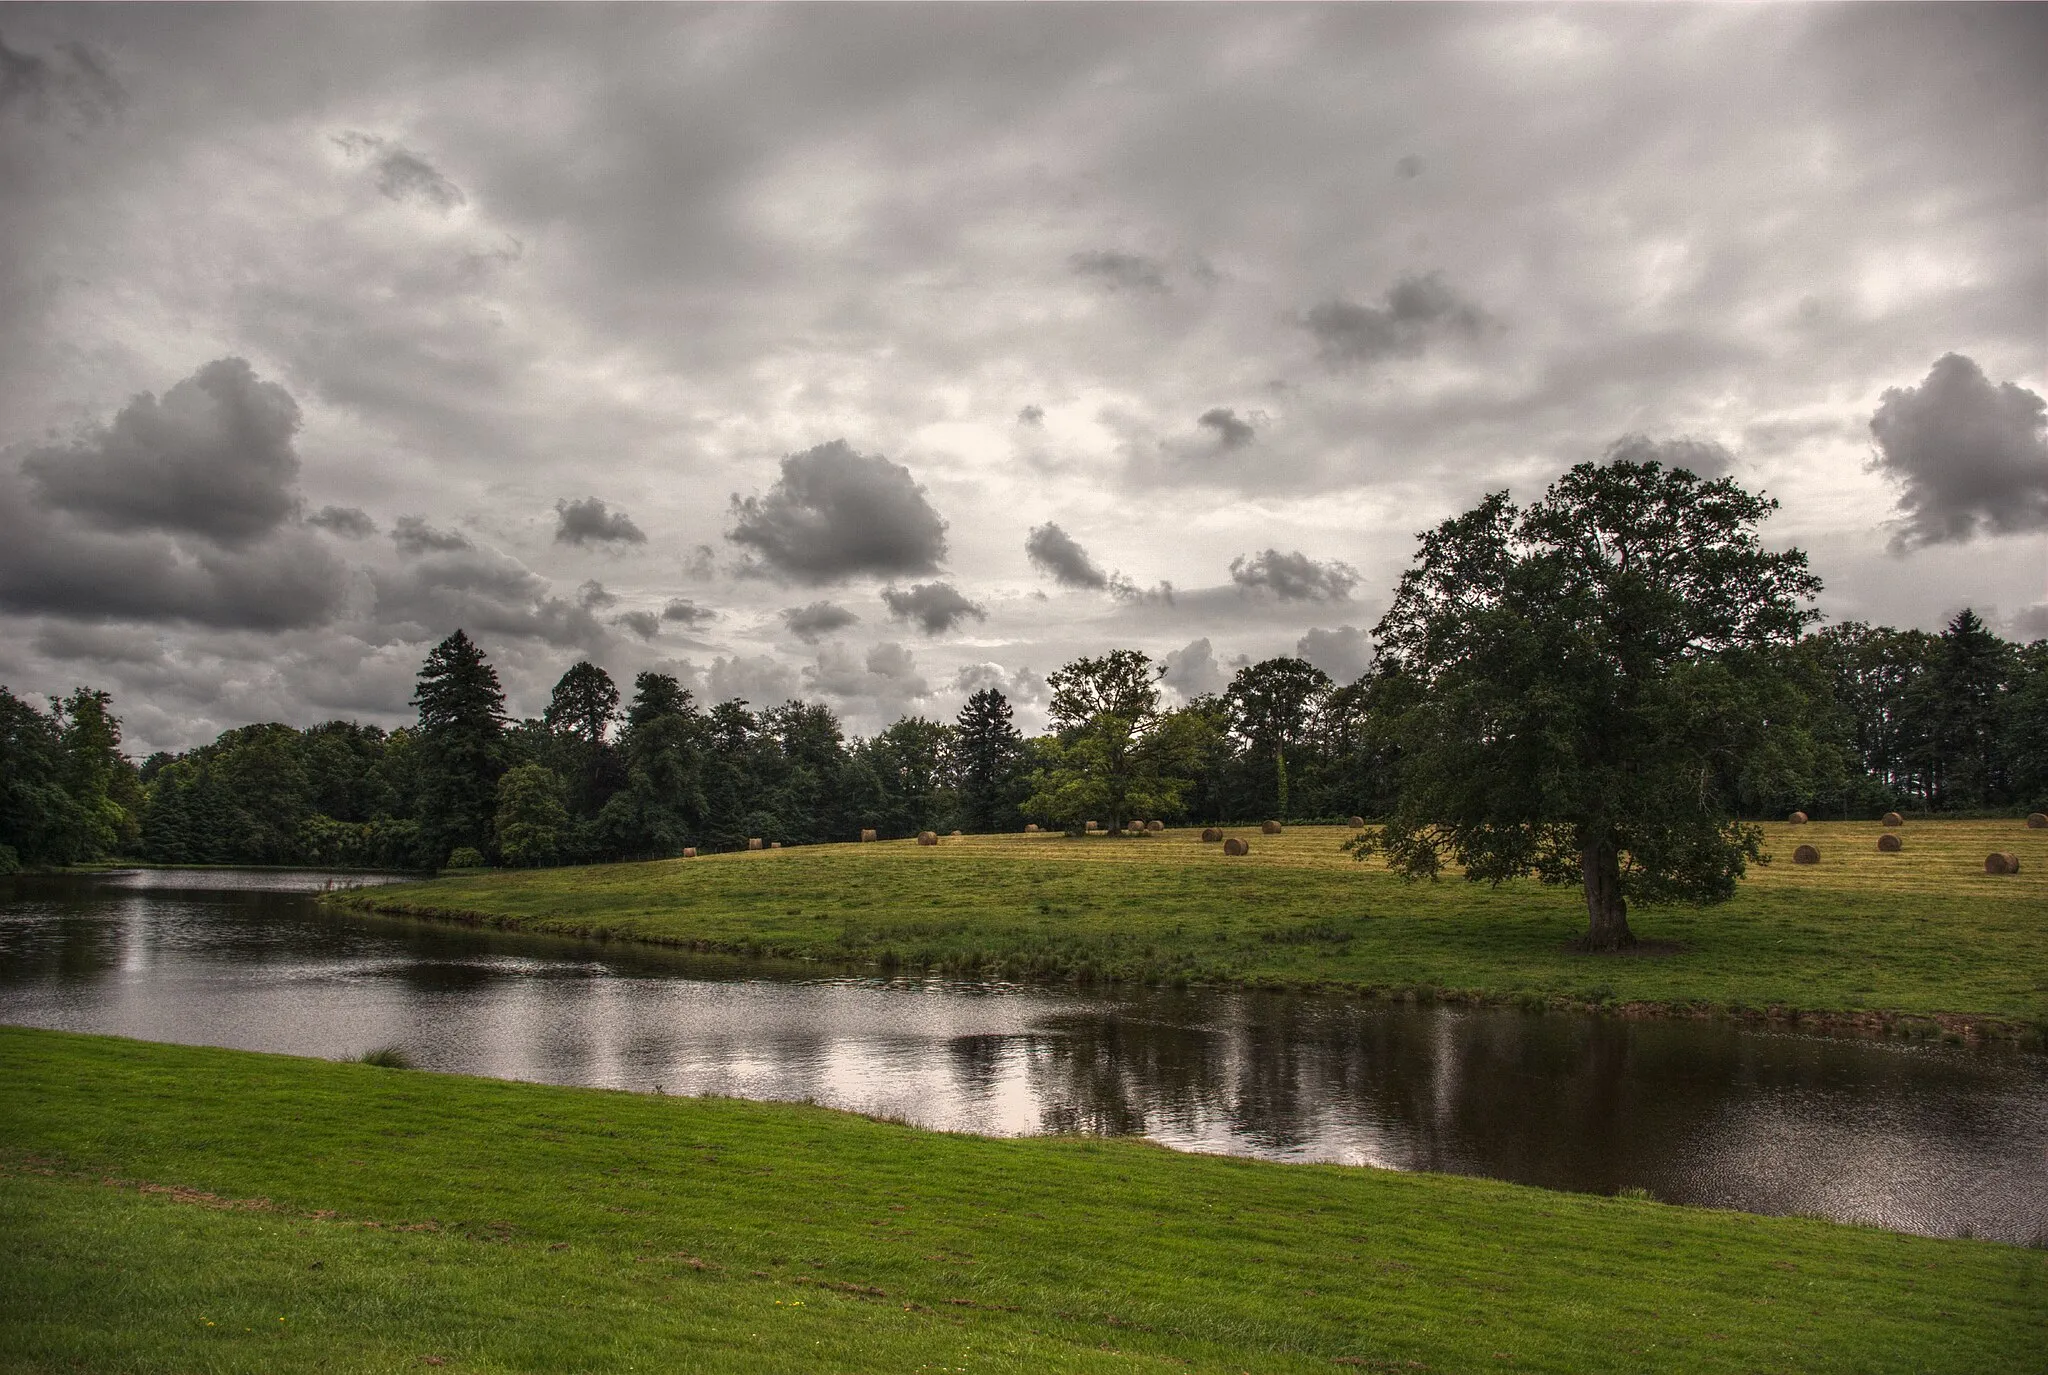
[3,867,2044,1243]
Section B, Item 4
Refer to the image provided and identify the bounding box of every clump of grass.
[356,1045,415,1069]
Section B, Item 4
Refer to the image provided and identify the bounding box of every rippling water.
[3,867,2044,1242]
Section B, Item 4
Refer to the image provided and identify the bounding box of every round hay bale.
[1024,823,1040,833]
[917,831,939,847]
[2028,813,2048,829]
[1881,811,1904,828]
[1200,827,1223,843]
[1787,811,1808,825]
[681,847,697,859]
[1085,820,1101,832]
[747,837,763,851]
[1348,816,1366,829]
[1147,820,1164,832]
[860,828,877,843]
[1222,837,1249,856]
[951,829,963,837]
[1792,844,1820,865]
[1261,820,1283,835]
[1877,833,1902,853]
[1126,822,1145,835]
[770,841,782,849]
[1985,852,2021,875]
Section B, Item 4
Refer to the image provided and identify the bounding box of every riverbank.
[4,1027,2041,1373]
[349,820,2048,1039]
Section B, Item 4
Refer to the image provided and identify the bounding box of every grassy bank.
[352,820,2048,1030]
[3,1027,2041,1373]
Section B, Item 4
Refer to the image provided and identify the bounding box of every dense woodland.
[2,608,2043,873]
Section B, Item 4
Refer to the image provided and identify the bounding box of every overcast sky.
[2,3,2043,754]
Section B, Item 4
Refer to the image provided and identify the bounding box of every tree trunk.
[1580,836,1636,950]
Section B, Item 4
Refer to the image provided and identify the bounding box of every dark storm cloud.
[554,496,646,547]
[781,600,859,643]
[662,598,717,627]
[0,472,346,630]
[1229,549,1358,602]
[391,515,473,555]
[576,579,617,610]
[21,358,302,546]
[1197,408,1255,450]
[1160,637,1224,698]
[1017,405,1044,426]
[0,30,123,124]
[1602,434,1737,480]
[882,581,986,636]
[1070,249,1168,293]
[334,131,466,211]
[308,505,377,538]
[1296,625,1371,684]
[1024,522,1108,590]
[1869,354,2048,551]
[613,609,660,640]
[1302,272,1483,368]
[727,440,948,584]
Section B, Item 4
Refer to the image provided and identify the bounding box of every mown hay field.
[356,820,2048,1028]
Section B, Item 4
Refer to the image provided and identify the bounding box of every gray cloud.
[1870,353,2048,551]
[392,515,474,555]
[0,472,346,630]
[21,357,302,546]
[662,598,717,627]
[1302,272,1483,367]
[1025,522,1108,589]
[1017,404,1045,426]
[1108,572,1175,606]
[613,609,660,640]
[1161,637,1224,698]
[1197,407,1255,449]
[806,641,930,722]
[576,579,618,610]
[1395,153,1424,179]
[308,504,377,538]
[1229,549,1358,601]
[1296,625,1371,684]
[1070,249,1167,293]
[706,653,798,707]
[1603,433,1737,479]
[882,581,986,636]
[370,544,606,652]
[781,600,859,643]
[334,131,466,211]
[951,661,1044,704]
[0,31,123,125]
[554,495,647,546]
[727,439,948,584]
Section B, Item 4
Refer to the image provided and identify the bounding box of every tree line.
[1,605,2040,875]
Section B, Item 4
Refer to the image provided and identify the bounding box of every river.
[3,867,2044,1243]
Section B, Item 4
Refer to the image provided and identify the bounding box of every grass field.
[354,820,2048,1031]
[4,1026,2042,1374]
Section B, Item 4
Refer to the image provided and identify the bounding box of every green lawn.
[3,1027,2041,1374]
[353,820,2048,1030]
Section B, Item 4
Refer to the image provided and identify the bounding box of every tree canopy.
[1361,457,1824,948]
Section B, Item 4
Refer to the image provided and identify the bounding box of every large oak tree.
[1362,457,1822,949]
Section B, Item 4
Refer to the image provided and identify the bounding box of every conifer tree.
[411,630,508,863]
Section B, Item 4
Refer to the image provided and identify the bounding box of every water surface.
[3,868,2044,1243]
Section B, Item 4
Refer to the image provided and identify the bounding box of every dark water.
[3,869,2045,1243]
